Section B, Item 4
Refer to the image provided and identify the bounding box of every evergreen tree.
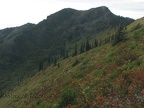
[60,48,65,58]
[74,43,77,56]
[94,39,98,47]
[39,61,43,71]
[111,35,115,41]
[112,26,125,46]
[85,38,91,51]
[64,51,69,59]
[53,56,57,66]
[47,54,52,66]
[73,43,78,56]
[80,43,84,54]
[98,39,102,46]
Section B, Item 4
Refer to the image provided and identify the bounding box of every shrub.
[104,56,112,63]
[79,59,89,70]
[109,69,122,80]
[58,87,79,108]
[72,58,79,67]
[33,99,49,108]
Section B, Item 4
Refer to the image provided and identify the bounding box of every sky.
[0,0,144,29]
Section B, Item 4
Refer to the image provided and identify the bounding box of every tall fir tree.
[53,56,57,66]
[112,25,125,46]
[73,43,78,56]
[39,61,43,71]
[64,51,69,59]
[94,39,98,47]
[80,43,85,54]
[75,43,77,55]
[85,38,91,51]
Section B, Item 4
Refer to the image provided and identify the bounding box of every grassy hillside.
[0,6,134,96]
[0,17,144,108]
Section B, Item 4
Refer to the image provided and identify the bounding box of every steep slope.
[0,17,143,108]
[0,23,36,95]
[0,6,134,96]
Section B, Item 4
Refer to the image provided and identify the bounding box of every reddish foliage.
[97,96,105,105]
[131,71,144,85]
[72,80,75,85]
[67,104,73,107]
[128,71,144,94]
[86,99,89,103]
[96,63,105,69]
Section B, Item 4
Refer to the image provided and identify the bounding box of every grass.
[0,18,144,108]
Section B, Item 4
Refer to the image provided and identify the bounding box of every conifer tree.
[112,25,125,46]
[98,39,102,46]
[80,43,85,54]
[47,54,52,66]
[53,56,57,66]
[85,38,91,51]
[64,51,69,59]
[94,39,98,47]
[39,61,43,71]
[74,43,77,56]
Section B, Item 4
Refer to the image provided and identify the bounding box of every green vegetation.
[0,6,134,96]
[58,87,79,108]
[1,6,144,108]
[111,26,126,46]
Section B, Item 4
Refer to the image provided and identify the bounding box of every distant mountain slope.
[0,17,144,108]
[0,6,134,95]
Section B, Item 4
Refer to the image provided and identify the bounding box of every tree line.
[39,25,125,71]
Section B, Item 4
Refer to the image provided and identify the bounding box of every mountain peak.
[92,6,109,10]
[60,8,77,11]
[0,6,135,102]
[88,6,110,13]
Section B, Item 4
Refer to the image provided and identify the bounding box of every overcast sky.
[0,0,144,29]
